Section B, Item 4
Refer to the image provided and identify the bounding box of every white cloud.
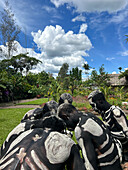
[0,41,41,60]
[42,5,56,13]
[106,57,115,61]
[79,23,88,33]
[31,25,92,71]
[120,50,128,56]
[0,24,92,76]
[112,71,117,74]
[72,14,86,22]
[51,0,128,13]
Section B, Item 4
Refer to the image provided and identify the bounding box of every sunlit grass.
[0,108,33,146]
[17,98,50,105]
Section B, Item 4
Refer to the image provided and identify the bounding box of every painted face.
[58,103,79,131]
[88,92,106,113]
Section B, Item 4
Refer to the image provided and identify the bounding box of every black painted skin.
[58,103,122,170]
[88,90,128,162]
[0,116,85,170]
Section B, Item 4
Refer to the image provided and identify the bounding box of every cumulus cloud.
[0,24,92,76]
[31,24,92,73]
[51,0,128,13]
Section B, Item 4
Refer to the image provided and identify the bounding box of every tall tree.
[69,67,82,95]
[58,63,69,82]
[11,54,42,75]
[90,64,110,88]
[0,53,42,75]
[0,1,21,58]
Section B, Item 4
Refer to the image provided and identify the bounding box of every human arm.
[112,106,128,138]
[78,134,98,170]
[66,144,85,170]
[75,126,98,170]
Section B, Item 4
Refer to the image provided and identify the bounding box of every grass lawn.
[0,108,33,146]
[17,98,50,105]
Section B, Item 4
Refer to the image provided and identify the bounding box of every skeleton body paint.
[0,115,85,170]
[75,113,122,170]
[58,103,122,170]
[88,90,128,162]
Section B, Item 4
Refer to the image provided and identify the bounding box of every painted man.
[0,115,85,170]
[0,100,58,158]
[21,100,58,122]
[88,89,128,163]
[58,103,122,170]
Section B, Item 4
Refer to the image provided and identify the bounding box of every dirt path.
[0,98,41,109]
[0,105,40,109]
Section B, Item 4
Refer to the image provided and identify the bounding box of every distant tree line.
[0,1,128,103]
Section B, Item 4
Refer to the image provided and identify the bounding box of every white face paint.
[45,132,75,164]
[82,118,103,136]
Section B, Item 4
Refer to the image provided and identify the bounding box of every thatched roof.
[108,74,128,86]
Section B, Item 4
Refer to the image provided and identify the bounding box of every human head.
[43,100,58,117]
[42,115,66,133]
[88,90,108,113]
[58,103,79,131]
[59,93,73,106]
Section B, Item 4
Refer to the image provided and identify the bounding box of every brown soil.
[0,98,40,109]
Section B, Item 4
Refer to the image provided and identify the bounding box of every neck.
[100,101,112,113]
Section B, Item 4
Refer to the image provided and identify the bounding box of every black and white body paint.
[0,100,59,159]
[0,116,85,170]
[21,108,43,122]
[58,103,122,170]
[59,93,73,105]
[0,118,46,159]
[75,113,122,170]
[21,100,58,122]
[88,90,128,162]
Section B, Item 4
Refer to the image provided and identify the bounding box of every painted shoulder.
[45,131,75,164]
[111,105,122,117]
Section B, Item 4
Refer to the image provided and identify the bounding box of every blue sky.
[0,0,128,78]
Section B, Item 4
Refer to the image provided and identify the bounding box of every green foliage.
[58,63,69,82]
[37,71,51,86]
[0,0,21,58]
[25,72,38,86]
[90,64,110,88]
[119,69,128,81]
[73,101,90,108]
[100,86,112,100]
[69,67,82,95]
[125,35,128,43]
[10,54,42,75]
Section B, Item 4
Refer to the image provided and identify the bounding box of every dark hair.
[42,116,66,132]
